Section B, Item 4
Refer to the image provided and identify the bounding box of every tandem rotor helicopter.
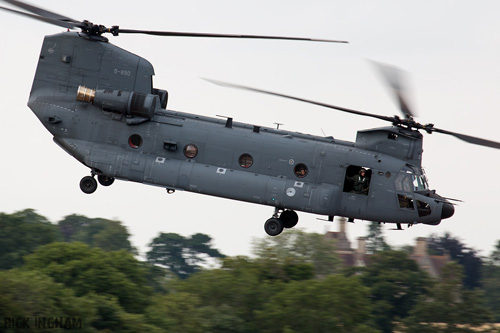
[2,0,500,236]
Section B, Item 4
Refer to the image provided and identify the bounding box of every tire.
[80,176,97,194]
[280,210,299,229]
[98,175,115,186]
[264,218,284,236]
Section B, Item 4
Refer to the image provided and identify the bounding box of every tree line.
[0,210,499,332]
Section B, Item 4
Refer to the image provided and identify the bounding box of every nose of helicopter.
[441,202,455,219]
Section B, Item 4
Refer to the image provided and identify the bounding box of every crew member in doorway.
[349,168,370,194]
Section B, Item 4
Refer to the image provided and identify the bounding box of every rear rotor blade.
[205,79,393,123]
[2,0,77,22]
[117,29,348,43]
[0,5,77,29]
[432,127,500,149]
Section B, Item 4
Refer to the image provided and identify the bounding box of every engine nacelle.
[76,86,157,119]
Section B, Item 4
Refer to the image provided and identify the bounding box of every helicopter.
[2,0,500,237]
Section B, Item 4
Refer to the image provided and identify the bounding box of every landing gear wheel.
[264,218,284,236]
[98,175,115,186]
[280,210,299,229]
[80,176,97,194]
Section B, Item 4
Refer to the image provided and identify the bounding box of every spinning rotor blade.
[0,4,77,29]
[431,127,500,149]
[206,79,500,150]
[204,79,393,123]
[0,0,348,43]
[117,29,348,43]
[372,61,416,119]
[2,0,77,23]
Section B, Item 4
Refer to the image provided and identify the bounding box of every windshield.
[412,170,429,191]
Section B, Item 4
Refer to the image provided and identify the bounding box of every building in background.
[325,218,450,277]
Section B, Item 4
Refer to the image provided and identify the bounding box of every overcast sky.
[1,0,500,258]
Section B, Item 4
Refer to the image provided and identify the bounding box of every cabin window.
[294,163,308,178]
[183,144,198,158]
[238,153,253,168]
[417,200,431,217]
[128,134,142,149]
[343,165,371,195]
[398,194,414,210]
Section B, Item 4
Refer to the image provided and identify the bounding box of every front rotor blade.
[0,5,77,29]
[432,127,500,149]
[205,79,394,123]
[118,29,348,43]
[2,0,77,22]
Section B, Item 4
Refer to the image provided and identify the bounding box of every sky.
[1,0,500,258]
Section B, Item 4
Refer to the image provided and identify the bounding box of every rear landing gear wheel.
[264,218,284,236]
[280,210,299,228]
[80,176,97,194]
[98,175,115,186]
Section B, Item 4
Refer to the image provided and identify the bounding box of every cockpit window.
[412,171,429,191]
[396,169,429,192]
[395,172,413,192]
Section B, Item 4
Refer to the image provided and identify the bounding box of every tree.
[427,232,483,289]
[255,275,378,333]
[167,255,378,332]
[252,229,340,279]
[0,209,61,269]
[23,242,152,314]
[147,232,224,279]
[58,214,135,253]
[489,240,500,265]
[481,240,500,321]
[401,262,493,333]
[145,292,204,333]
[365,221,391,254]
[357,250,431,333]
[0,269,96,331]
[172,256,281,331]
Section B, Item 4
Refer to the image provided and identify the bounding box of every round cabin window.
[294,163,308,178]
[238,153,253,168]
[183,144,198,158]
[128,134,143,149]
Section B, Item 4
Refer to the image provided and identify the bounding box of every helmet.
[359,168,366,174]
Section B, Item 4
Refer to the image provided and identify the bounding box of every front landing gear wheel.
[280,210,299,229]
[98,175,115,186]
[264,218,284,236]
[80,176,97,194]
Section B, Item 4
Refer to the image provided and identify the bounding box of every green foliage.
[87,293,161,333]
[58,214,135,253]
[147,232,225,279]
[0,209,61,269]
[401,262,493,333]
[146,292,246,333]
[490,240,500,266]
[172,256,280,331]
[154,255,377,333]
[145,292,203,332]
[23,242,152,314]
[252,229,340,278]
[255,275,378,333]
[481,240,500,322]
[4,209,499,332]
[358,250,431,333]
[0,269,96,332]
